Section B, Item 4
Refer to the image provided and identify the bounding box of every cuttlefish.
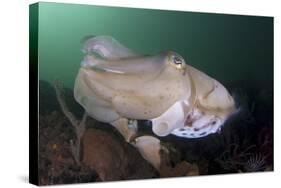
[74,36,236,143]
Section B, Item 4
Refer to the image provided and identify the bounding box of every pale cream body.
[74,36,236,168]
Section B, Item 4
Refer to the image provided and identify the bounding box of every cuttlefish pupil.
[174,56,182,64]
[168,52,186,70]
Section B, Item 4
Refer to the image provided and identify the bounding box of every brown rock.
[160,161,199,177]
[82,128,158,181]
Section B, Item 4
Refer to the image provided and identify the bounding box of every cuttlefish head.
[151,56,237,138]
[155,69,237,138]
[170,100,236,138]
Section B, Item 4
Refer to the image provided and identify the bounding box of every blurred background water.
[38,2,273,90]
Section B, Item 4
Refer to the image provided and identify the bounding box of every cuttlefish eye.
[173,56,182,65]
[169,52,186,70]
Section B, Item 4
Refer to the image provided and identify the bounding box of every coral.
[215,126,273,173]
[257,127,273,165]
[54,80,87,164]
[215,143,256,172]
[39,111,98,185]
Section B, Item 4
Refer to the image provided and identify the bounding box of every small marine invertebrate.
[74,36,236,141]
[243,153,266,172]
[215,143,256,172]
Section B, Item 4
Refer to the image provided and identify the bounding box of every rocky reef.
[38,80,273,185]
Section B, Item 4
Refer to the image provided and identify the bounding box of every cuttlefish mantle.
[74,36,236,140]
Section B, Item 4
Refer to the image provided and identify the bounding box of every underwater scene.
[35,2,273,185]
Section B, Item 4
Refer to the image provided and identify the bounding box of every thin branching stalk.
[54,80,87,165]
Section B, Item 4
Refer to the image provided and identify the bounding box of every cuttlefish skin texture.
[74,36,236,139]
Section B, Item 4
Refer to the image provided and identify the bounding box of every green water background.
[37,2,273,90]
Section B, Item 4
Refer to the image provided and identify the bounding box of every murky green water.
[33,3,274,184]
[37,2,273,89]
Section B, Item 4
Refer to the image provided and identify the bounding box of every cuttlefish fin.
[82,53,167,76]
[82,36,140,60]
